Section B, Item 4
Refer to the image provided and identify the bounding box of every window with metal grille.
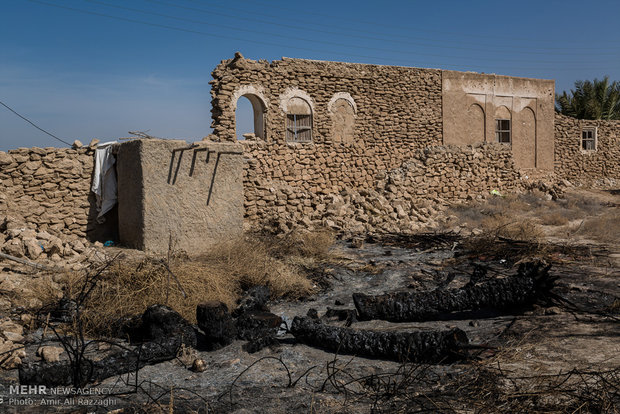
[286,114,312,142]
[581,128,596,151]
[495,119,511,144]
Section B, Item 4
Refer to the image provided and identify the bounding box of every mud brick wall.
[554,113,620,185]
[115,139,245,255]
[242,143,522,233]
[0,147,96,238]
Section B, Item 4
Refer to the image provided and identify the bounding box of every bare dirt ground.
[0,187,618,413]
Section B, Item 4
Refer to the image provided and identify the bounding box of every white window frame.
[581,127,597,151]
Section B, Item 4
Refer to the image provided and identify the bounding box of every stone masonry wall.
[0,146,96,239]
[554,113,620,185]
[211,56,443,194]
[243,143,522,233]
[211,55,448,232]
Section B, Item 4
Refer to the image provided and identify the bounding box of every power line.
[0,100,72,146]
[144,0,619,56]
[28,0,617,72]
[151,0,620,55]
[226,0,620,48]
[84,0,619,65]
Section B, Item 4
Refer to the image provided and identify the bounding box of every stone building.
[211,53,555,172]
[1,54,618,255]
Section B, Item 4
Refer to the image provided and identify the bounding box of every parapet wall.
[0,146,96,238]
[554,113,620,186]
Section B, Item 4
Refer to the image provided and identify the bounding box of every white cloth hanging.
[91,142,118,220]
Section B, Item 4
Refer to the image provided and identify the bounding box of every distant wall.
[442,70,555,171]
[0,146,97,238]
[115,139,245,255]
[554,113,620,185]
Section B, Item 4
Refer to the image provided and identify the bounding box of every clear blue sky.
[1,0,619,151]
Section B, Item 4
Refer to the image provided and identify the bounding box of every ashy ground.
[0,187,618,413]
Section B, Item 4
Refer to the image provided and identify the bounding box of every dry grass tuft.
[576,209,620,244]
[539,211,570,226]
[479,215,545,243]
[57,230,334,336]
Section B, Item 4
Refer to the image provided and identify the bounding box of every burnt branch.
[291,316,468,363]
[354,260,555,322]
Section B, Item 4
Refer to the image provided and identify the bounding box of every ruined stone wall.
[0,146,97,239]
[211,55,447,231]
[243,143,522,233]
[554,113,620,185]
[211,56,443,193]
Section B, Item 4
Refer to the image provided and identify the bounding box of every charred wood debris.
[13,232,608,390]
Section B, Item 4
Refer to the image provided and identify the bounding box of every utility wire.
[84,0,615,64]
[0,100,72,146]
[226,0,620,48]
[144,0,619,56]
[29,0,616,72]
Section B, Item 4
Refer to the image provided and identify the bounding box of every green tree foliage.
[556,76,620,120]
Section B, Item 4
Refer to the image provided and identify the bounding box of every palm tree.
[556,76,620,120]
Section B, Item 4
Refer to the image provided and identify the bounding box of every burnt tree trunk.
[353,261,554,322]
[290,316,468,363]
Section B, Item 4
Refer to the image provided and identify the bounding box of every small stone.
[544,306,562,315]
[23,238,43,259]
[37,346,64,363]
[3,331,23,343]
[1,352,24,369]
[88,138,100,148]
[191,358,207,372]
[72,140,83,148]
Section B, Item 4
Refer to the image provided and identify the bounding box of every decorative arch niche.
[465,103,485,145]
[328,92,357,144]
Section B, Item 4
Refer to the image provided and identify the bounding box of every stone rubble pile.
[0,214,100,270]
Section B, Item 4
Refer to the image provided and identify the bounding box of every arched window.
[286,97,312,142]
[235,94,266,140]
[232,86,268,140]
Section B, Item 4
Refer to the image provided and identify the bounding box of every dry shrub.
[265,228,335,259]
[464,215,546,260]
[480,215,544,243]
[64,230,332,336]
[576,209,620,243]
[539,211,570,226]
